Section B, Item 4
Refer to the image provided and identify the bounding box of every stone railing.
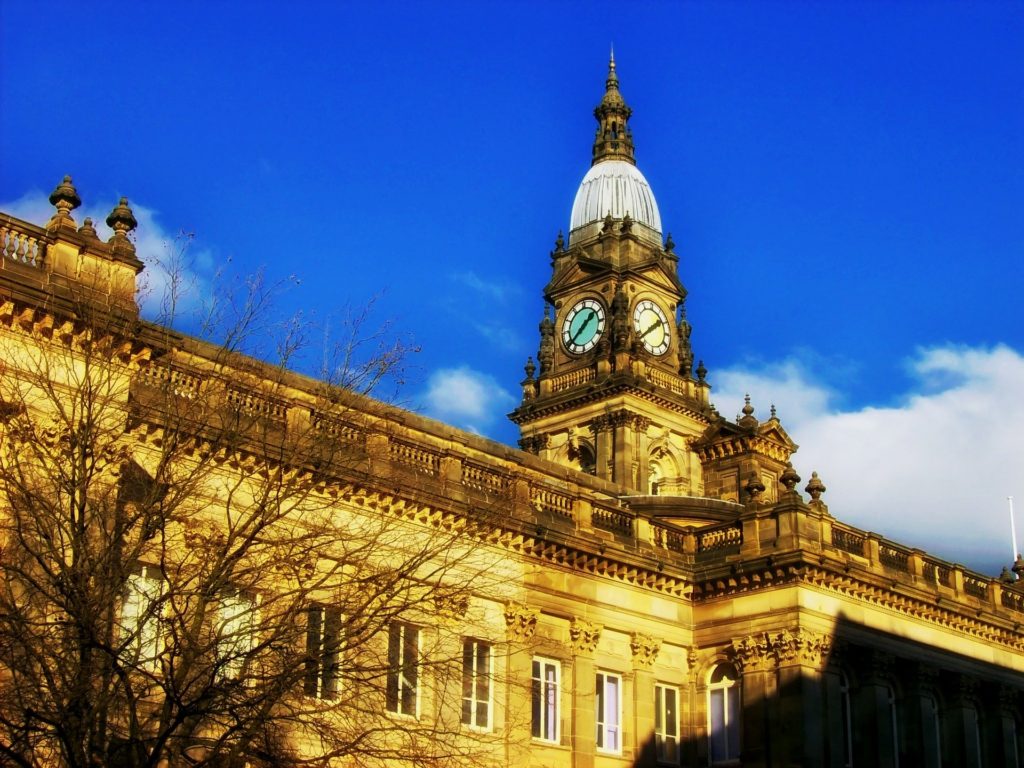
[647,367,690,397]
[531,484,574,521]
[826,520,1023,617]
[1,219,48,270]
[388,438,441,477]
[549,367,595,393]
[462,461,508,495]
[652,524,686,554]
[697,523,743,553]
[592,504,633,535]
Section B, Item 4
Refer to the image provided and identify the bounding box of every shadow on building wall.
[627,615,1022,768]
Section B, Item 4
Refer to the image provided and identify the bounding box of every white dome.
[569,160,662,238]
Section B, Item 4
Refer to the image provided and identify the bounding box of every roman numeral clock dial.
[562,298,606,354]
[633,299,670,355]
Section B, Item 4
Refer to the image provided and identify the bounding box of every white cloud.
[450,271,520,303]
[1,190,211,319]
[712,345,1024,575]
[420,366,517,435]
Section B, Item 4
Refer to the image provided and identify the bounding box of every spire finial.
[591,54,635,166]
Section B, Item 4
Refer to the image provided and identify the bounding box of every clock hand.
[571,312,595,344]
[641,319,661,338]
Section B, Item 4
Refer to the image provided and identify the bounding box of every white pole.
[1010,496,1019,563]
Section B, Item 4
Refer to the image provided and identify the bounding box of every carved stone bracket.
[590,415,613,435]
[570,618,603,656]
[630,632,661,669]
[504,602,538,643]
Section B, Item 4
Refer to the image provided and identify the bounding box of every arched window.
[577,442,596,476]
[886,685,900,768]
[708,663,740,764]
[839,672,853,768]
[925,694,942,768]
[648,460,661,495]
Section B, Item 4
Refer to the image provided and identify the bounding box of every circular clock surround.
[561,298,606,354]
[633,299,670,355]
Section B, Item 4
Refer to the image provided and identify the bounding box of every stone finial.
[664,232,675,255]
[47,175,81,229]
[106,197,138,236]
[106,197,139,258]
[620,212,633,234]
[780,462,801,493]
[1012,553,1024,581]
[805,471,826,501]
[738,394,758,429]
[554,231,564,253]
[1000,566,1017,585]
[77,217,98,239]
[538,305,554,374]
[770,404,778,420]
[524,356,536,381]
[601,211,615,234]
[696,360,707,383]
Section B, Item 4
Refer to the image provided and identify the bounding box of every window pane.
[304,606,323,696]
[726,686,741,758]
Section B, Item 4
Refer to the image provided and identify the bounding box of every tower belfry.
[511,57,797,504]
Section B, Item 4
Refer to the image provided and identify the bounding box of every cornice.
[693,559,1024,654]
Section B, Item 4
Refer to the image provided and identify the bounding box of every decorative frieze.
[731,628,834,671]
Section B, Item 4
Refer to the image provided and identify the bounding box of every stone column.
[569,618,602,768]
[503,602,539,765]
[852,651,898,768]
[770,628,833,766]
[633,415,652,493]
[731,634,776,768]
[610,410,635,489]
[630,633,661,767]
[900,665,942,768]
[985,686,1024,767]
[590,416,613,484]
[942,677,983,768]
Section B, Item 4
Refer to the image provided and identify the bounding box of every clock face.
[561,298,606,354]
[633,299,670,355]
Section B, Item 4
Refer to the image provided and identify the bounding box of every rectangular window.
[120,565,163,669]
[531,657,560,743]
[216,592,259,679]
[304,605,341,699]
[596,671,622,753]
[461,639,491,729]
[386,622,419,716]
[655,684,679,763]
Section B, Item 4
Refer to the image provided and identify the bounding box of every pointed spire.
[592,52,635,166]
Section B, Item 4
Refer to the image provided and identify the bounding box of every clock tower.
[511,54,716,496]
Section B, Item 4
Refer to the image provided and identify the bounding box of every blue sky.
[2,1,1022,575]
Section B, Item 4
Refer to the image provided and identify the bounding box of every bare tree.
[0,242,508,768]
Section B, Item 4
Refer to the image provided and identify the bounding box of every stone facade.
[1,58,1022,768]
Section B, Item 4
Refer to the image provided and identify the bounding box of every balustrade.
[388,438,440,476]
[697,524,742,553]
[531,485,574,520]
[1,221,46,269]
[592,505,632,535]
[549,367,594,392]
